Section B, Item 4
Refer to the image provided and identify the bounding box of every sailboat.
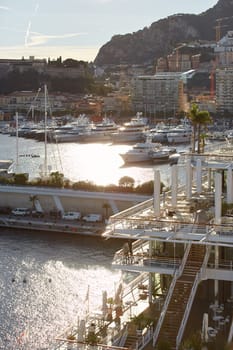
[39,84,53,178]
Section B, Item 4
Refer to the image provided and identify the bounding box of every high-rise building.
[216,67,233,115]
[131,72,188,121]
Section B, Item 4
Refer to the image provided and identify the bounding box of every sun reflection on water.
[0,232,122,349]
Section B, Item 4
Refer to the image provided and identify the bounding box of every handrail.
[228,317,233,343]
[176,272,200,348]
[176,246,211,348]
[137,326,154,350]
[113,326,128,347]
[177,242,192,277]
[152,268,179,346]
[152,242,191,346]
[122,272,148,298]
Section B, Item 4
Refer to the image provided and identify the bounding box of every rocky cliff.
[94,0,233,66]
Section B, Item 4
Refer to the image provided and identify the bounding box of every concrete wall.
[0,185,150,217]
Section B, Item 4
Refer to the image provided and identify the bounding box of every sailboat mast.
[16,111,19,167]
[44,84,48,176]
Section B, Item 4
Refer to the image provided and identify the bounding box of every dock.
[0,214,106,236]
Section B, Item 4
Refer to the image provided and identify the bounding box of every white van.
[82,213,102,223]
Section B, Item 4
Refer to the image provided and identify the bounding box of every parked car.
[82,213,102,223]
[11,208,30,216]
[62,211,81,220]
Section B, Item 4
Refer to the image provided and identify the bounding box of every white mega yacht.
[166,124,192,144]
[111,113,148,144]
[120,141,176,164]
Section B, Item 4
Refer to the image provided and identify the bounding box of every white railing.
[137,326,154,350]
[122,272,148,298]
[176,246,211,348]
[152,242,191,346]
[228,317,233,344]
[112,326,128,347]
[109,199,153,222]
[152,268,179,346]
[177,243,192,277]
[176,272,201,349]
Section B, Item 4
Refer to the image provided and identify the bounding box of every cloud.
[0,44,99,61]
[25,31,87,47]
[25,21,32,46]
[0,6,10,11]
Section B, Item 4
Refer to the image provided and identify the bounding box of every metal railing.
[152,242,191,346]
[176,245,211,349]
[152,268,179,347]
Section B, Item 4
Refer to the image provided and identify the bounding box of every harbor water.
[0,133,181,186]
[0,134,187,349]
[0,229,123,349]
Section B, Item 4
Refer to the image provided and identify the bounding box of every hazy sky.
[0,0,218,62]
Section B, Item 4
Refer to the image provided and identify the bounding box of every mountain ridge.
[94,0,233,66]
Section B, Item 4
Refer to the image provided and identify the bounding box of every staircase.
[124,333,139,349]
[155,244,206,350]
[123,323,142,349]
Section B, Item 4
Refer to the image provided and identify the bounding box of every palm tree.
[102,202,110,220]
[49,171,64,187]
[188,104,212,154]
[29,194,38,210]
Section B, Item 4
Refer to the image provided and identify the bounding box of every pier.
[0,185,149,235]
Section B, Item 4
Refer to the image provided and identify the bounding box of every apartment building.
[131,72,187,120]
[216,67,233,115]
[215,31,233,67]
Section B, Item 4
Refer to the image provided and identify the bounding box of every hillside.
[94,0,233,66]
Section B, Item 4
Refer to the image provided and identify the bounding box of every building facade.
[216,67,233,115]
[131,72,187,121]
[215,31,233,67]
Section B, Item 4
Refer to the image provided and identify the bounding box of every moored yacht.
[77,118,119,143]
[166,124,192,144]
[145,123,174,143]
[111,112,148,144]
[52,115,91,143]
[120,141,176,164]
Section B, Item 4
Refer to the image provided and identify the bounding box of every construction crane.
[210,60,216,100]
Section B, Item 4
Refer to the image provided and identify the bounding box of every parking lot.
[0,208,106,237]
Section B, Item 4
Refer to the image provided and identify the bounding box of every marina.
[0,133,183,186]
[43,140,233,350]
[1,1,233,349]
[1,122,233,349]
[1,132,233,349]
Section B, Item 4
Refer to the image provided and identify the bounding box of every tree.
[14,173,28,185]
[102,202,111,219]
[118,176,135,188]
[188,104,212,154]
[49,171,64,187]
[179,331,203,350]
[29,194,38,210]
